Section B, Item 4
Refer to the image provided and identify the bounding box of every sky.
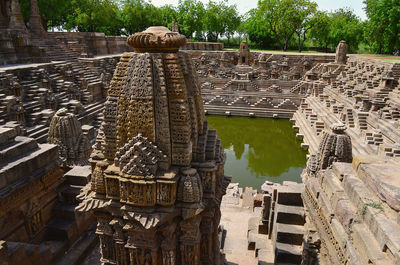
[150,0,367,20]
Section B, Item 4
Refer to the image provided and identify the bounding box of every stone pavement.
[221,192,274,265]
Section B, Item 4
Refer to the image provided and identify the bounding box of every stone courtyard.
[0,0,400,264]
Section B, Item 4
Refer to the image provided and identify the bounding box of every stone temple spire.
[77,26,229,265]
[8,0,27,31]
[28,0,47,37]
[335,40,348,64]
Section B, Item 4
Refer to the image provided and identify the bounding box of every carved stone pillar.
[161,223,177,265]
[180,217,201,265]
[28,0,47,37]
[8,0,26,31]
[110,218,128,265]
[200,217,214,264]
[125,224,159,265]
[96,215,116,264]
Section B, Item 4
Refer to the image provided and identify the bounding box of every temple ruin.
[0,2,400,264]
[76,26,230,265]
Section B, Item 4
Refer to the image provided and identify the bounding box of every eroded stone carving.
[77,26,229,265]
[48,108,91,166]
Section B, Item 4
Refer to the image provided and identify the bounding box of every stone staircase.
[31,35,80,62]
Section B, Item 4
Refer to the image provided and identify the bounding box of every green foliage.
[204,0,240,41]
[176,0,205,38]
[244,8,276,49]
[17,0,400,55]
[363,0,400,54]
[309,8,363,53]
[64,0,122,35]
[361,201,383,215]
[251,0,319,51]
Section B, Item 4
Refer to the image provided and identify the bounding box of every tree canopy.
[16,0,400,54]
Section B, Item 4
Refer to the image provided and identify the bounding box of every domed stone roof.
[127,26,187,53]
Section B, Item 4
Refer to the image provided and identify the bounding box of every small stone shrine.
[238,41,250,65]
[48,108,91,167]
[77,26,230,265]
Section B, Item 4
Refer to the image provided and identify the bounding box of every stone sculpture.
[48,108,91,166]
[335,40,347,64]
[307,123,352,175]
[77,26,229,265]
[172,21,179,33]
[239,41,250,65]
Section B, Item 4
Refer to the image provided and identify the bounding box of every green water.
[206,116,307,190]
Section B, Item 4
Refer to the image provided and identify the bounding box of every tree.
[19,0,74,30]
[309,11,331,52]
[364,0,400,54]
[258,0,301,51]
[176,0,205,38]
[290,0,318,52]
[244,8,276,49]
[328,8,363,53]
[120,0,161,35]
[204,0,240,42]
[223,4,241,45]
[236,18,248,45]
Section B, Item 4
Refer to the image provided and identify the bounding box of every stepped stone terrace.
[0,3,400,263]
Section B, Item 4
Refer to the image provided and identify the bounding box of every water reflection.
[206,116,307,190]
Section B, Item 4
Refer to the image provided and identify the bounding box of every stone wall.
[181,41,224,51]
[291,47,400,264]
[188,50,335,118]
[0,55,120,143]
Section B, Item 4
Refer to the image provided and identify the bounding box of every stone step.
[64,166,91,186]
[46,218,78,241]
[59,185,83,203]
[52,203,77,219]
[0,136,37,165]
[274,223,304,246]
[56,225,98,265]
[275,204,305,225]
[274,242,302,264]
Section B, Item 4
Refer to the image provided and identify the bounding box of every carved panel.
[120,180,156,206]
[156,181,177,206]
[105,175,120,200]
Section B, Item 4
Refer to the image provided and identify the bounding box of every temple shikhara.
[0,0,400,264]
[76,26,230,265]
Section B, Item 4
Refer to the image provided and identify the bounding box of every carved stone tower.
[77,26,229,265]
[335,40,347,64]
[238,41,250,65]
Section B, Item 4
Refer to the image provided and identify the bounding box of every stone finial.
[335,40,348,64]
[307,122,352,174]
[172,21,179,33]
[127,26,187,53]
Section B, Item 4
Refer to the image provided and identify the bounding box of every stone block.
[0,127,17,146]
[275,204,305,225]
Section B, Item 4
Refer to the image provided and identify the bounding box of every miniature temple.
[48,108,91,167]
[77,26,230,265]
